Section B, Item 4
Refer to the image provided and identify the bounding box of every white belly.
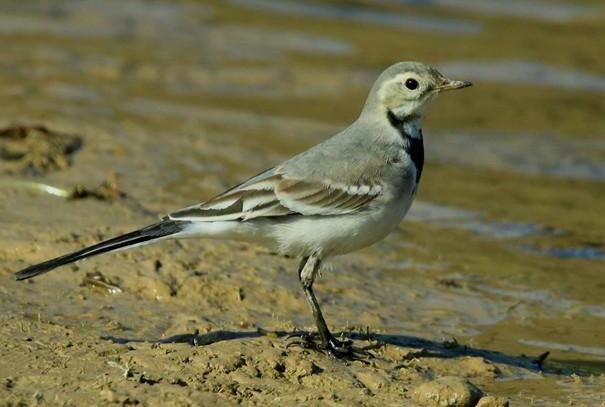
[264,191,415,258]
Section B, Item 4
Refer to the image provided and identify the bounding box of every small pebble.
[100,389,117,403]
[476,396,509,407]
[412,376,484,407]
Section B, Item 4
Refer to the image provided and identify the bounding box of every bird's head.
[363,61,472,121]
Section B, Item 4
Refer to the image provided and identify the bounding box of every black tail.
[15,220,189,281]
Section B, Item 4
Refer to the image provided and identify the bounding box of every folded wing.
[167,169,382,222]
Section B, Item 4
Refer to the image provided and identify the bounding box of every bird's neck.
[386,109,423,140]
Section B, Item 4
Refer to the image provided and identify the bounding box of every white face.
[378,72,439,119]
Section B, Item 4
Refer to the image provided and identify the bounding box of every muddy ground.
[1,0,604,406]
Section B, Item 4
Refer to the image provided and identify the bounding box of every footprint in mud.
[0,124,83,175]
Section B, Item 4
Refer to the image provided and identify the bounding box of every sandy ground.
[0,205,530,406]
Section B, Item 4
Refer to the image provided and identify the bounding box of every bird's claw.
[286,331,319,350]
[286,332,375,360]
[325,336,356,358]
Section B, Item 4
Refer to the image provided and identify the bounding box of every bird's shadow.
[100,329,567,374]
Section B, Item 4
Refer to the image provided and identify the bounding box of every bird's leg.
[297,255,352,357]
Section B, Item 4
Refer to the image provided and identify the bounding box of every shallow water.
[383,0,601,22]
[231,0,482,34]
[428,131,605,180]
[440,60,605,93]
[0,0,604,405]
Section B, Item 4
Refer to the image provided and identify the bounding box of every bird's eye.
[405,78,419,90]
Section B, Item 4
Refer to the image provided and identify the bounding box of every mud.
[1,0,604,406]
[0,125,82,175]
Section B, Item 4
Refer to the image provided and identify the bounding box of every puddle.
[231,0,481,35]
[428,131,605,181]
[585,306,605,319]
[0,2,352,61]
[408,201,553,239]
[123,98,337,142]
[475,285,576,311]
[541,247,605,260]
[45,83,100,103]
[410,202,602,261]
[406,200,477,222]
[139,64,366,98]
[456,221,552,239]
[520,339,605,359]
[0,0,213,39]
[522,245,605,261]
[213,26,354,57]
[440,60,605,93]
[382,259,445,272]
[381,0,599,22]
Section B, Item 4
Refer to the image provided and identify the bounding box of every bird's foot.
[287,332,376,360]
[286,331,320,350]
[324,336,356,358]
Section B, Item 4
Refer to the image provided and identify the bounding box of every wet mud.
[0,125,82,175]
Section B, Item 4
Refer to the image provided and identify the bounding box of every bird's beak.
[437,78,472,92]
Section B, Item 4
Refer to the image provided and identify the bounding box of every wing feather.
[273,178,381,216]
[168,169,382,221]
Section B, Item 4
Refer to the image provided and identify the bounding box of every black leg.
[297,255,353,357]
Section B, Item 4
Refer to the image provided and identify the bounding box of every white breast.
[263,186,416,258]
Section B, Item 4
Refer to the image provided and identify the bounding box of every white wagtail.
[15,61,471,356]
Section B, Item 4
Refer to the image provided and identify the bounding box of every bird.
[15,61,471,357]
